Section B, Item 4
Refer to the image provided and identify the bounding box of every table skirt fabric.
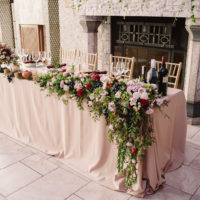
[0,76,187,197]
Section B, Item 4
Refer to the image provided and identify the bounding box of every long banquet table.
[0,74,187,197]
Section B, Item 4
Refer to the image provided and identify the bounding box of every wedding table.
[0,74,187,197]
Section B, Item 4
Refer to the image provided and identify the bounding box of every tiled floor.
[0,125,200,200]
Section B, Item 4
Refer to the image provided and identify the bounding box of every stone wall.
[75,0,200,18]
[0,0,14,47]
[13,0,50,52]
[59,0,88,52]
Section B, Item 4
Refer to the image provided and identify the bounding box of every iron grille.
[116,22,174,48]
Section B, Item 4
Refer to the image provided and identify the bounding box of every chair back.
[78,51,98,71]
[156,61,182,88]
[60,48,77,64]
[110,55,135,80]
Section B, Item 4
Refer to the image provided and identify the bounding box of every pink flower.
[129,97,137,106]
[63,72,67,77]
[53,72,58,76]
[156,98,164,106]
[60,80,64,88]
[146,107,154,115]
[74,81,83,90]
[138,87,146,94]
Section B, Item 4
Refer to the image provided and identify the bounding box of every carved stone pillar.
[185,19,200,124]
[80,16,103,53]
[0,0,14,47]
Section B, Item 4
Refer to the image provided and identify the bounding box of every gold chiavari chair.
[156,61,182,88]
[59,48,77,64]
[110,54,135,80]
[78,51,98,71]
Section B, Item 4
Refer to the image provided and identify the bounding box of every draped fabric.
[0,75,187,197]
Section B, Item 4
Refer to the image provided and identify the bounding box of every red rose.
[129,105,132,110]
[86,83,92,89]
[91,73,100,80]
[131,148,138,154]
[77,89,83,97]
[106,83,112,88]
[62,69,66,72]
[140,99,148,106]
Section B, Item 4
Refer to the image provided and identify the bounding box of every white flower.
[63,85,69,91]
[103,82,107,89]
[115,91,121,98]
[126,142,133,147]
[132,92,140,100]
[100,90,108,96]
[89,93,95,100]
[140,92,148,100]
[109,124,114,131]
[88,101,93,107]
[108,102,116,112]
[146,107,154,115]
[138,87,146,94]
[132,159,136,164]
[129,97,137,106]
[156,98,164,106]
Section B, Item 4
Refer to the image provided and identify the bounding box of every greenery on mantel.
[72,0,197,22]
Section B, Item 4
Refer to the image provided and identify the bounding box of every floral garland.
[0,44,168,188]
[37,68,168,188]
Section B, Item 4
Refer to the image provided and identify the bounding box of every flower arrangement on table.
[38,67,168,188]
[0,43,19,67]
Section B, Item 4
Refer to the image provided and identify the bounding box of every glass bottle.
[158,56,168,96]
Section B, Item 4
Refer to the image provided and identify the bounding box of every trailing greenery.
[37,68,168,188]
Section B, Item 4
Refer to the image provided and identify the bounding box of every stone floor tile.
[190,153,200,170]
[130,185,191,200]
[48,157,91,182]
[186,125,200,139]
[66,194,83,200]
[76,182,130,200]
[7,168,88,200]
[21,154,58,175]
[0,162,40,196]
[165,165,200,194]
[184,144,200,165]
[190,131,200,146]
[23,146,51,160]
[191,186,200,200]
[0,143,33,169]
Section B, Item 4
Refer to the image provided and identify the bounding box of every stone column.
[48,0,60,64]
[80,16,103,53]
[0,0,14,47]
[184,19,200,125]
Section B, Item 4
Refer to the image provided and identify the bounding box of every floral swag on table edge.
[0,60,169,188]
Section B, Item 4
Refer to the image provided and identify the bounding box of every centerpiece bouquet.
[0,43,19,67]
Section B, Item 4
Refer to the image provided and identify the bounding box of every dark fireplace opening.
[111,17,188,89]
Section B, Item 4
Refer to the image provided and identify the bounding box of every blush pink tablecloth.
[0,75,187,197]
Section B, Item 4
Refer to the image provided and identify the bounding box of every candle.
[142,65,145,75]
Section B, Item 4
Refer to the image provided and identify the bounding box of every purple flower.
[126,142,133,147]
[156,98,164,106]
[108,124,114,131]
[0,55,5,59]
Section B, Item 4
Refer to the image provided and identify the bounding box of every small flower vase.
[10,63,19,72]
